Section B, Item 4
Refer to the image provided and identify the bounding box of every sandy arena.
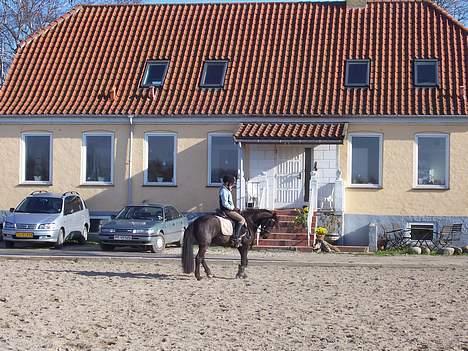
[0,252,466,351]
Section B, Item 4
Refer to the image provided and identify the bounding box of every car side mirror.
[9,208,14,213]
[110,215,116,220]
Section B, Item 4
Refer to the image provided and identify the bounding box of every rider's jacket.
[218,185,234,211]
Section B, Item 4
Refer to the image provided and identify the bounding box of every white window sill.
[144,183,177,187]
[413,185,449,190]
[347,184,382,189]
[81,182,114,186]
[20,181,52,186]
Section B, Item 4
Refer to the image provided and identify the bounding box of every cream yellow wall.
[0,123,237,213]
[131,124,237,212]
[340,124,468,216]
[0,125,129,212]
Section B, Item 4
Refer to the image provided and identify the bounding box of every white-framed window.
[200,60,228,88]
[414,133,449,189]
[208,133,238,186]
[81,132,114,185]
[21,132,52,184]
[348,133,383,188]
[141,60,169,88]
[144,132,177,186]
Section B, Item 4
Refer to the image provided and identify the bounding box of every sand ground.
[0,252,466,351]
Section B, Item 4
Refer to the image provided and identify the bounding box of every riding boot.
[230,223,244,248]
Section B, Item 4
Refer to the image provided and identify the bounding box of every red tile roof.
[234,123,346,143]
[0,1,466,116]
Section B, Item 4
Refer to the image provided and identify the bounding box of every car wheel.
[54,229,65,249]
[4,241,14,249]
[100,243,115,251]
[150,235,165,253]
[78,226,88,244]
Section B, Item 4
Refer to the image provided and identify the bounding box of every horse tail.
[182,222,195,274]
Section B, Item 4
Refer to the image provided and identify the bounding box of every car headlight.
[132,229,154,234]
[38,223,57,230]
[4,222,16,229]
[100,228,116,234]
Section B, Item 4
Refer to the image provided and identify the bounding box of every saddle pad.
[216,216,234,236]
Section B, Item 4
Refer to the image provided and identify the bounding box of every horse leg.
[195,246,203,281]
[199,245,213,278]
[236,245,248,279]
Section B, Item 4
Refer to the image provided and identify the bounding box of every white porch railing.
[308,170,345,246]
[245,174,269,210]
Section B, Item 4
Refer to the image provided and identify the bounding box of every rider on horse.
[219,175,246,248]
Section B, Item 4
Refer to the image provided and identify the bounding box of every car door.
[163,206,178,243]
[74,196,86,233]
[166,206,185,244]
[63,196,77,237]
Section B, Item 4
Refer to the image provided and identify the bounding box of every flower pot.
[316,234,325,241]
[325,233,340,243]
[157,177,164,182]
[33,176,42,181]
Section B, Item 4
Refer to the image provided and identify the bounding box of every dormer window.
[200,60,228,88]
[345,59,370,87]
[414,59,438,87]
[142,60,169,88]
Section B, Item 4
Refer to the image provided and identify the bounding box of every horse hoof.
[242,274,248,279]
[196,276,202,281]
[235,274,241,279]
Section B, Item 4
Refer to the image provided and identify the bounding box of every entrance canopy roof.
[234,123,347,144]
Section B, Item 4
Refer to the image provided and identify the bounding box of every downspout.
[127,115,134,205]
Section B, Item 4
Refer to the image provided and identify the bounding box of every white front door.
[275,147,304,209]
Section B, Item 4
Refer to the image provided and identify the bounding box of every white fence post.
[307,171,319,246]
[334,170,345,239]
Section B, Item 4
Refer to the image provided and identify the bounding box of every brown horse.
[181,209,278,280]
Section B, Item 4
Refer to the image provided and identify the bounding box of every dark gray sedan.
[98,204,188,253]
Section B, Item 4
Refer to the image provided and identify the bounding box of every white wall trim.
[0,115,467,126]
[20,132,53,185]
[143,132,177,186]
[413,133,450,190]
[81,132,115,186]
[347,132,383,189]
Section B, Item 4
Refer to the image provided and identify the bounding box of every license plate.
[114,235,132,241]
[16,232,34,238]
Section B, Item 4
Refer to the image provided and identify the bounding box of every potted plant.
[315,226,328,241]
[294,206,309,228]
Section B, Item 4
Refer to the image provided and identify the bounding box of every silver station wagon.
[2,191,90,248]
[99,204,188,253]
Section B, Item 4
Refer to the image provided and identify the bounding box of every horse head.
[243,209,278,239]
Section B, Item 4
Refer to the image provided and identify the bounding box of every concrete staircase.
[255,209,313,251]
[253,209,368,253]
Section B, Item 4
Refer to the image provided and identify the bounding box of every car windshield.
[15,197,63,214]
[116,206,163,221]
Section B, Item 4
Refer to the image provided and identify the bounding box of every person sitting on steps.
[218,175,247,248]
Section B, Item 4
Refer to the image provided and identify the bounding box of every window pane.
[347,61,369,86]
[25,135,50,182]
[210,136,238,184]
[351,136,380,185]
[147,135,175,183]
[415,62,437,85]
[417,136,447,186]
[203,62,227,86]
[143,62,167,86]
[86,135,112,182]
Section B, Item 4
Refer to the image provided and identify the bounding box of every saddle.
[215,208,229,218]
